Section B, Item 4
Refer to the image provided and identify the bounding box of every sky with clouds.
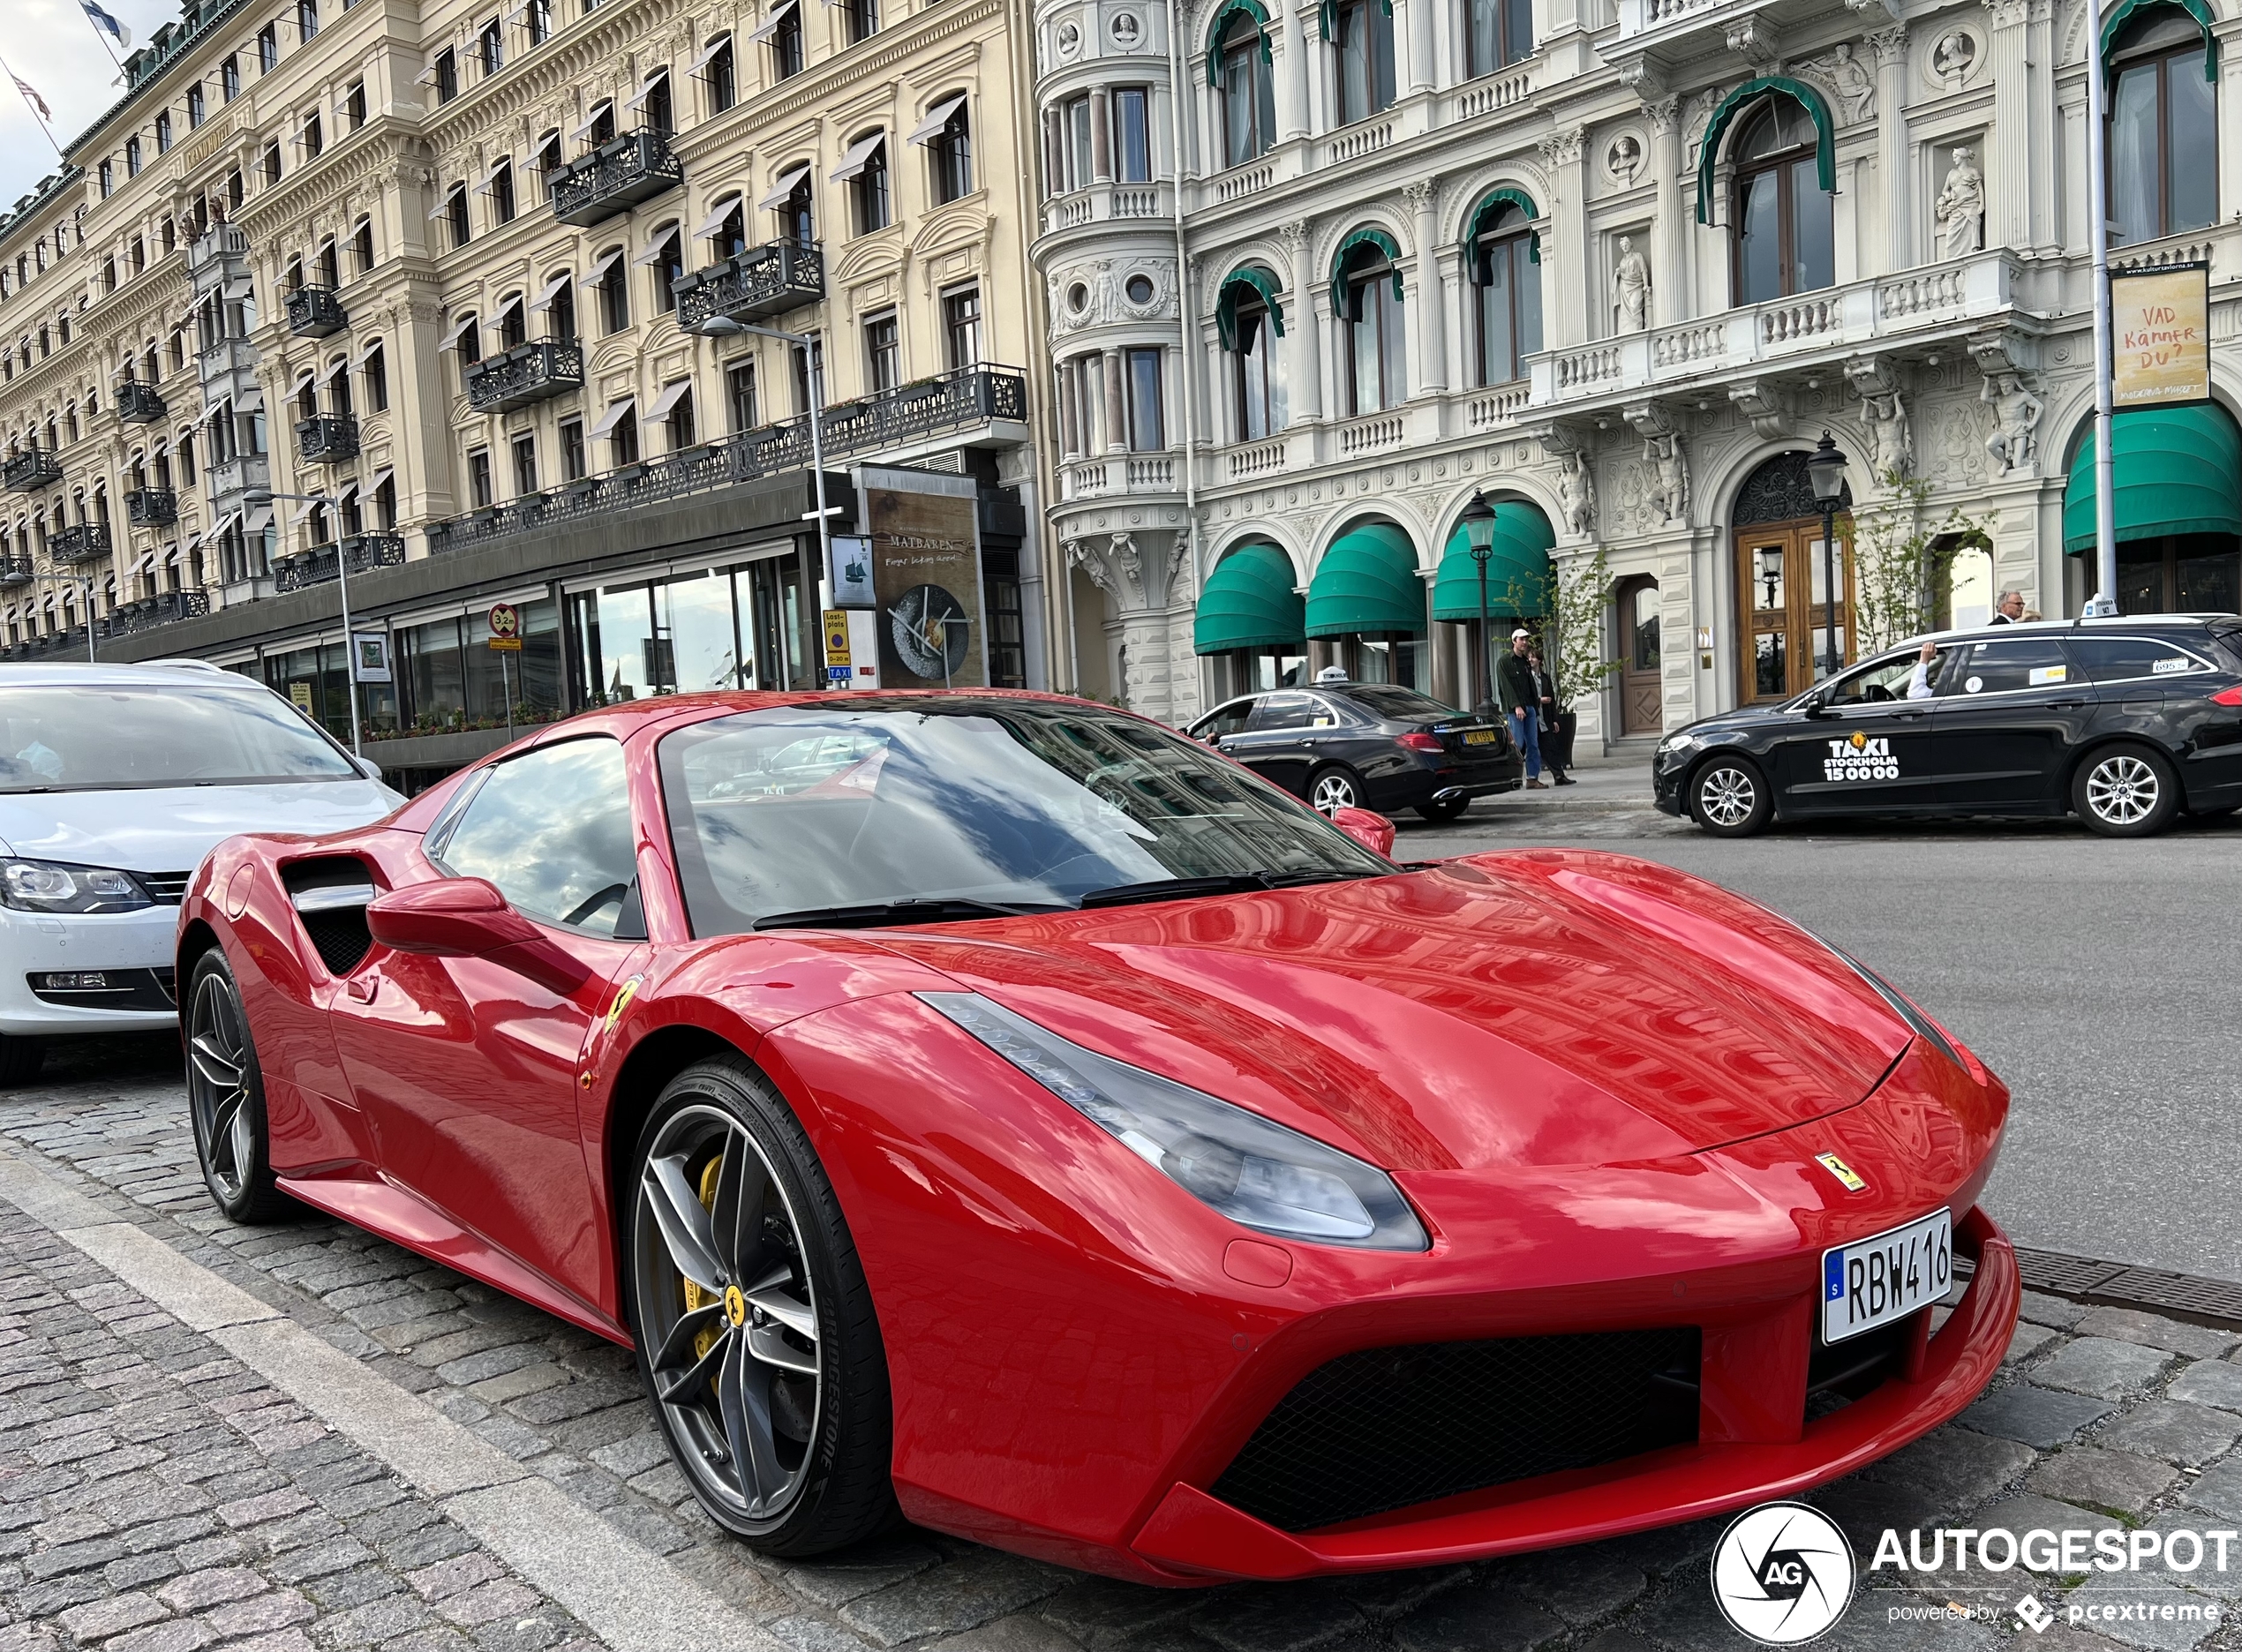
[1,0,173,214]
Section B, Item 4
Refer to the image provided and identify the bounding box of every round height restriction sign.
[487,603,523,651]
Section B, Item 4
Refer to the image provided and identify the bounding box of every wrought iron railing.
[297,413,361,464]
[0,554,34,587]
[125,488,178,527]
[116,381,169,424]
[673,241,824,328]
[50,522,113,565]
[465,341,585,414]
[3,451,63,492]
[102,589,210,635]
[272,531,405,591]
[550,129,681,226]
[285,285,348,337]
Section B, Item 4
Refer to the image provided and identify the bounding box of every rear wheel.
[0,1034,42,1088]
[185,950,291,1223]
[1690,755,1772,837]
[2073,742,2179,837]
[1417,796,1471,823]
[626,1057,897,1557]
[1308,765,1363,815]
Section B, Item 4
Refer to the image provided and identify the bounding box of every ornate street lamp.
[1807,432,1849,685]
[1461,489,1498,717]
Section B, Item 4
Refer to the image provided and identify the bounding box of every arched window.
[2108,6,2217,245]
[699,34,736,113]
[839,134,890,233]
[596,247,629,332]
[328,357,353,419]
[540,268,578,341]
[1332,0,1396,124]
[701,193,747,259]
[1214,9,1275,168]
[769,4,804,79]
[1729,93,1832,304]
[646,225,684,312]
[1215,268,1285,440]
[352,217,374,273]
[917,96,972,203]
[1469,199,1541,386]
[1333,232,1405,414]
[317,238,339,288]
[498,293,528,349]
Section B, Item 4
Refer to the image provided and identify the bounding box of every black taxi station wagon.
[1652,616,2242,837]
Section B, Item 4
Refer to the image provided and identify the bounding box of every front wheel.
[1690,755,1772,837]
[626,1057,897,1556]
[2073,743,2178,837]
[1308,765,1363,815]
[185,950,291,1223]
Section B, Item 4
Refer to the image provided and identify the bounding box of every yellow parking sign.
[823,609,853,683]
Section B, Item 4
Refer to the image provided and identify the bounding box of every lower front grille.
[1211,1327,1702,1532]
[26,967,178,1013]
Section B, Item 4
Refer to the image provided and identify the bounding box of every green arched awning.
[1328,226,1404,311]
[1464,186,1540,268]
[1204,0,1271,86]
[1214,267,1286,350]
[1194,541,1305,654]
[1431,501,1556,621]
[2102,0,2217,78]
[1305,522,1425,639]
[2061,404,2242,553]
[1694,76,1837,224]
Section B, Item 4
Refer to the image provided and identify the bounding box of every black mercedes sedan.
[1653,615,2242,837]
[1187,682,1524,821]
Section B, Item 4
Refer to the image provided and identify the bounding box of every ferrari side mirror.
[366,877,591,995]
[1329,806,1397,860]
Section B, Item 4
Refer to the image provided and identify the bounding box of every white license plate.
[1821,1209,1952,1344]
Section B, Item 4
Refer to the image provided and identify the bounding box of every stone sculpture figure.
[1644,432,1689,525]
[1559,450,1597,537]
[1935,146,1986,259]
[1814,41,1877,122]
[1864,388,1912,482]
[1613,236,1652,334]
[1933,31,1975,79]
[1982,372,2044,474]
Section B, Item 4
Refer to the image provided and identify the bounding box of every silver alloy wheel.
[187,972,255,1202]
[1311,771,1358,815]
[2085,752,2160,825]
[1698,764,1757,828]
[635,1104,821,1526]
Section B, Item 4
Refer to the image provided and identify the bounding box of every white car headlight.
[921,991,1428,1250]
[1658,732,1703,758]
[1,860,154,915]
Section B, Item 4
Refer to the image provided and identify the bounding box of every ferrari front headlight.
[0,860,154,915]
[921,992,1428,1250]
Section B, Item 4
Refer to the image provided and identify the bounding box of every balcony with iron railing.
[550,129,682,228]
[0,553,34,587]
[125,488,178,527]
[4,450,64,492]
[429,364,1029,553]
[271,531,405,592]
[285,285,349,338]
[465,342,585,414]
[103,589,210,635]
[116,381,168,424]
[673,242,824,328]
[297,413,361,465]
[49,522,114,566]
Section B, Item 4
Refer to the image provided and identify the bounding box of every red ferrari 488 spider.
[177,690,2019,1585]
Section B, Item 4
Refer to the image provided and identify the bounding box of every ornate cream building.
[1029,0,2242,742]
[3,0,1047,782]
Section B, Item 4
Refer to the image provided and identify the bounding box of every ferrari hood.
[0,779,401,871]
[872,851,1914,1174]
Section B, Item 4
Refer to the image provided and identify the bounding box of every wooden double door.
[1734,518,1855,703]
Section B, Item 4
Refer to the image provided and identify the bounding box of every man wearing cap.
[1497,628,1547,790]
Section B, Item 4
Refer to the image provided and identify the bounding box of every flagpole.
[0,53,66,160]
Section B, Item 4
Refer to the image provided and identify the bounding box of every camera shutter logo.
[1710,1502,1856,1644]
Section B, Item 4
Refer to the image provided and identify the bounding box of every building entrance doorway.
[1616,576,1663,733]
[1732,451,1855,704]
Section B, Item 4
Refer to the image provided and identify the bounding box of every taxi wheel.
[2073,743,2179,837]
[0,1033,42,1088]
[1309,766,1363,815]
[1690,756,1772,837]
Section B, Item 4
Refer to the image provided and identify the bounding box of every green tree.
[1850,471,1997,655]
[1505,544,1621,710]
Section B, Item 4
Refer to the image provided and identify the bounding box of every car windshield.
[0,683,361,792]
[1342,686,1459,721]
[658,697,1393,935]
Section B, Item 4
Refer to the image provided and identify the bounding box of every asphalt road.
[1411,807,2242,1281]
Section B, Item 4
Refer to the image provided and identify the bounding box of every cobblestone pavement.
[7,1039,2242,1652]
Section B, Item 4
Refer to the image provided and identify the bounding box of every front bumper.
[0,903,183,1037]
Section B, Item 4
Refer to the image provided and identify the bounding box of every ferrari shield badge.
[1814,1152,1868,1192]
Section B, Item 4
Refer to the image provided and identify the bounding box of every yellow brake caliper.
[681,1157,723,1363]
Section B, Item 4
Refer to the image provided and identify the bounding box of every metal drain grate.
[1969,1247,2242,1332]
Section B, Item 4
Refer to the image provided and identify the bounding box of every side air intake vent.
[281,858,379,977]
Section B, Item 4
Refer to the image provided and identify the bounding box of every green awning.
[1215,267,1285,351]
[1328,226,1403,311]
[1464,186,1540,268]
[2101,0,2216,79]
[1695,77,1836,224]
[1194,541,1304,654]
[1204,0,1271,86]
[1431,502,1555,621]
[2061,405,2242,553]
[1305,522,1425,639]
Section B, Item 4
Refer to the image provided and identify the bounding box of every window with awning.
[1305,522,1423,639]
[1431,501,1554,621]
[2062,405,2242,554]
[1193,541,1305,656]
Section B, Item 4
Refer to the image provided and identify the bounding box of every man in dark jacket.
[1497,629,1546,789]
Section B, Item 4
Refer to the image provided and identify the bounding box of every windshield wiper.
[1076,869,1370,909]
[752,897,1065,931]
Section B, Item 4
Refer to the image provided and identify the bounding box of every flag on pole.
[11,71,49,122]
[79,0,133,49]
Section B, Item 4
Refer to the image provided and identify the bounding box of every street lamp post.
[696,315,835,662]
[1460,490,1498,718]
[247,489,360,755]
[1806,433,1849,686]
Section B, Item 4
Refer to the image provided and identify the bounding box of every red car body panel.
[177,691,2018,1586]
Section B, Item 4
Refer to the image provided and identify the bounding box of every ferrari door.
[333,736,645,1297]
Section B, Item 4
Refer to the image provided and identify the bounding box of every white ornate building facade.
[1029,0,2242,740]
